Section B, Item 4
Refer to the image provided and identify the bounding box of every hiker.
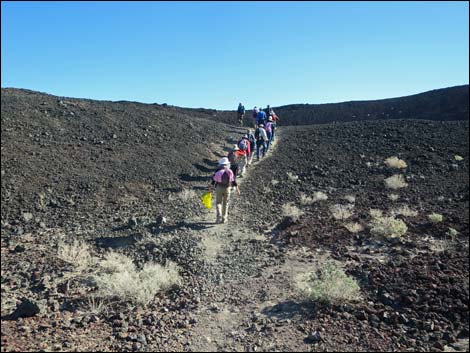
[228,144,248,177]
[245,129,256,165]
[237,134,251,170]
[252,107,259,128]
[256,109,267,126]
[209,157,240,224]
[237,102,245,126]
[271,112,279,141]
[264,105,272,117]
[265,116,274,152]
[255,123,268,160]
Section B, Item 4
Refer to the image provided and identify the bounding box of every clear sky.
[1,1,469,110]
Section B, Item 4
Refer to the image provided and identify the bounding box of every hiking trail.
[184,130,317,352]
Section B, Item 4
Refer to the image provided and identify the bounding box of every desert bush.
[343,195,356,204]
[388,193,400,201]
[295,261,361,304]
[384,174,408,189]
[282,202,304,221]
[286,172,299,182]
[369,215,408,239]
[57,240,94,270]
[384,156,407,169]
[344,222,364,233]
[271,179,279,186]
[300,191,329,206]
[369,209,384,218]
[93,252,181,306]
[391,205,418,217]
[313,191,328,202]
[99,252,136,274]
[330,204,353,220]
[428,213,444,223]
[300,193,314,206]
[446,227,459,238]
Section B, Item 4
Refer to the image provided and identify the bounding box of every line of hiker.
[209,104,280,224]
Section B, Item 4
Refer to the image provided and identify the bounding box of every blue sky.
[1,1,469,110]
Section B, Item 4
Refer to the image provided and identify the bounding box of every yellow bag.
[201,191,212,209]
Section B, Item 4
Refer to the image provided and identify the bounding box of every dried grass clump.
[282,202,304,222]
[343,195,356,204]
[287,172,299,182]
[391,205,418,218]
[295,261,361,304]
[428,213,444,224]
[330,204,354,220]
[384,174,408,190]
[344,222,364,233]
[57,240,94,270]
[384,156,407,169]
[388,193,400,202]
[93,252,181,306]
[271,179,279,186]
[369,215,408,239]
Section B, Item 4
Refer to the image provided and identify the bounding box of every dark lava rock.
[11,299,41,318]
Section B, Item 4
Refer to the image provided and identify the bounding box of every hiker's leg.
[256,143,260,160]
[222,188,230,222]
[215,186,224,222]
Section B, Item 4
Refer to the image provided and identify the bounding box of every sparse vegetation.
[57,240,94,270]
[344,222,364,233]
[369,215,408,239]
[391,205,418,217]
[428,213,444,223]
[287,172,299,182]
[343,194,356,203]
[384,156,408,169]
[299,191,329,205]
[446,227,459,238]
[282,202,304,221]
[295,260,361,304]
[388,193,400,201]
[384,174,409,189]
[93,252,181,306]
[369,209,384,218]
[271,179,279,186]
[330,204,354,220]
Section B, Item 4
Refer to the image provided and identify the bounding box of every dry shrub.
[330,204,354,220]
[428,213,444,223]
[57,240,94,270]
[369,215,408,239]
[388,193,400,201]
[384,174,408,189]
[369,209,384,218]
[287,172,299,182]
[391,205,418,217]
[93,252,181,306]
[344,222,364,233]
[282,202,304,221]
[271,179,279,186]
[343,195,356,204]
[384,156,407,169]
[295,261,361,304]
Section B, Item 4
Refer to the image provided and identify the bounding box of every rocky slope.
[272,85,469,125]
[1,88,468,352]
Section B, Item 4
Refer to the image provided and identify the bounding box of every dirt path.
[184,131,319,352]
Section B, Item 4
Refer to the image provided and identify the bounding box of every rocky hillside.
[1,88,468,352]
[272,85,469,125]
[1,88,240,233]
